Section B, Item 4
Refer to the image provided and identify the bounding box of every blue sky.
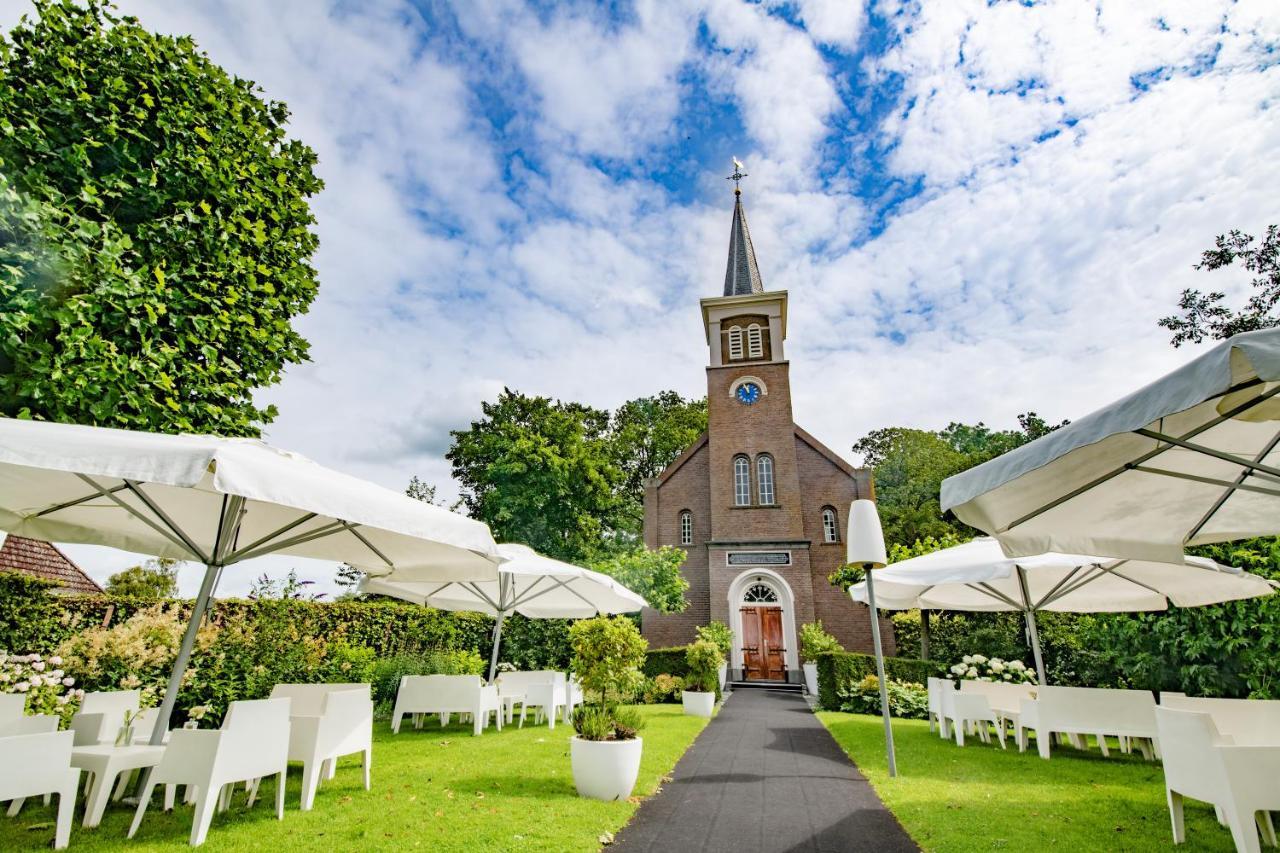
[2,0,1277,595]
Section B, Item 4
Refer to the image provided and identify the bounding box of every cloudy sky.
[2,0,1277,596]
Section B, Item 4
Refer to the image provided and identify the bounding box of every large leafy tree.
[1159,225,1280,346]
[591,546,690,614]
[447,389,622,562]
[609,391,707,533]
[104,557,177,598]
[0,0,322,435]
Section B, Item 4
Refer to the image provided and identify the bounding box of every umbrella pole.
[150,562,219,744]
[1015,566,1048,686]
[864,567,898,777]
[487,611,507,683]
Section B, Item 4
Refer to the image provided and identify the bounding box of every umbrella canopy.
[0,417,502,740]
[360,543,646,679]
[850,538,1276,682]
[940,329,1280,562]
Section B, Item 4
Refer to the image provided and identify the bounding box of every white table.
[70,744,165,827]
[496,691,527,727]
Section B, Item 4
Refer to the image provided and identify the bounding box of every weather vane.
[727,157,747,193]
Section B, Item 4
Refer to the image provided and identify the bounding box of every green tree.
[104,557,177,598]
[447,389,621,562]
[591,546,689,614]
[609,392,707,532]
[1159,225,1280,346]
[0,0,322,435]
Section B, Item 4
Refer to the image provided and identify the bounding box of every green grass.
[818,712,1238,852]
[1,705,706,852]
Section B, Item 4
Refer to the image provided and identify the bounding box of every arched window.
[733,456,751,506]
[747,323,763,359]
[822,506,839,543]
[756,455,775,505]
[742,582,779,603]
[727,326,744,360]
[679,510,693,546]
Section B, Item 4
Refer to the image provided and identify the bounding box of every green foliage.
[836,674,930,720]
[695,621,732,658]
[248,568,325,601]
[610,705,645,739]
[946,654,1037,683]
[0,0,322,435]
[0,651,80,719]
[609,391,707,532]
[643,647,691,679]
[799,621,843,661]
[448,389,622,561]
[104,558,177,599]
[1160,225,1280,346]
[683,640,721,693]
[888,533,970,564]
[369,649,485,709]
[573,705,612,740]
[570,616,647,709]
[814,651,942,711]
[591,546,689,614]
[493,614,574,671]
[0,571,64,652]
[638,673,684,704]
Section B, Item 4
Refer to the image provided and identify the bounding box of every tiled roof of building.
[0,534,103,594]
[723,191,764,296]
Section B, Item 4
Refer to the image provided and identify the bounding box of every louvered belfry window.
[747,324,763,359]
[728,326,744,360]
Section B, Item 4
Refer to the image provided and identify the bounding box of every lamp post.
[847,499,897,777]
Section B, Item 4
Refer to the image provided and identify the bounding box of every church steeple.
[723,161,764,297]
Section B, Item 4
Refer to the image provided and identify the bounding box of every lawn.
[818,712,1238,852]
[1,705,706,852]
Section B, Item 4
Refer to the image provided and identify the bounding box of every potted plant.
[682,640,721,718]
[696,621,733,690]
[568,616,648,801]
[799,621,843,696]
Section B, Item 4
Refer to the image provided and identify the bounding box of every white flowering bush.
[0,651,84,718]
[949,654,1036,683]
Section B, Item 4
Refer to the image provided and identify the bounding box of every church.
[642,180,896,683]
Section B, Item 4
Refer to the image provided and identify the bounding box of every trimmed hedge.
[643,646,693,679]
[815,651,943,711]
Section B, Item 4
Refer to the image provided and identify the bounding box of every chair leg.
[1097,734,1110,758]
[190,787,221,847]
[362,748,372,791]
[391,711,403,734]
[245,777,262,807]
[163,784,177,811]
[300,760,321,812]
[954,721,966,747]
[1037,729,1052,759]
[519,705,526,728]
[275,771,286,820]
[54,775,77,851]
[1223,804,1263,853]
[129,780,158,839]
[1166,789,1185,844]
[5,798,24,817]
[994,721,1007,749]
[1257,811,1276,848]
[218,783,231,813]
[325,758,337,780]
[473,711,483,736]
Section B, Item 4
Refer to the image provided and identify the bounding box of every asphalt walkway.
[612,688,918,853]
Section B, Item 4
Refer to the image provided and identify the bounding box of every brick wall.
[641,440,711,649]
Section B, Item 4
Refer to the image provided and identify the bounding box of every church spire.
[723,160,764,297]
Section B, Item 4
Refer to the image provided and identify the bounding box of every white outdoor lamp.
[847,499,897,777]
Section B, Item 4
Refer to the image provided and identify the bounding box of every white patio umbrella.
[0,418,502,742]
[849,537,1276,684]
[941,328,1280,562]
[358,543,647,680]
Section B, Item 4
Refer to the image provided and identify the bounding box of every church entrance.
[740,594,787,681]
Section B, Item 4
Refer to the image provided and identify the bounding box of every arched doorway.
[727,570,797,682]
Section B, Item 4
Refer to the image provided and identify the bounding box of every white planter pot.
[570,736,643,801]
[717,662,728,691]
[803,662,819,696]
[683,690,715,718]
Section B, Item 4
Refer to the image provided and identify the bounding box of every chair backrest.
[0,714,59,737]
[1155,707,1230,802]
[960,680,1037,709]
[0,730,74,800]
[1159,694,1280,746]
[217,698,291,781]
[318,687,374,755]
[68,711,109,745]
[927,678,948,715]
[271,683,370,717]
[0,693,25,724]
[398,674,482,709]
[1037,686,1156,735]
[496,671,560,692]
[79,689,141,737]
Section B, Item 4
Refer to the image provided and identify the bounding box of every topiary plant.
[684,640,722,694]
[799,621,844,662]
[569,616,648,741]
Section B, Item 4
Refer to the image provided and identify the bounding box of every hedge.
[815,651,943,711]
[643,646,693,679]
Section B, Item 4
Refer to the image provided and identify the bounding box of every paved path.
[612,689,917,853]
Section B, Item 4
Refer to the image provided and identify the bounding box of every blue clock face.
[736,382,761,405]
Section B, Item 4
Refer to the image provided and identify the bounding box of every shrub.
[0,651,82,720]
[695,621,733,658]
[948,654,1036,684]
[643,647,692,680]
[684,640,722,694]
[799,621,843,662]
[369,649,485,710]
[836,675,929,720]
[639,673,684,704]
[815,651,943,711]
[569,616,647,741]
[0,572,67,653]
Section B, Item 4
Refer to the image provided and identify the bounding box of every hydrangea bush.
[836,674,929,719]
[949,654,1036,683]
[0,651,84,718]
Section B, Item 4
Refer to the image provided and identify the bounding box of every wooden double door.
[740,605,786,681]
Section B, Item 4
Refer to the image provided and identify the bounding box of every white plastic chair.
[0,731,80,849]
[0,693,25,726]
[1156,706,1280,852]
[70,689,141,745]
[495,671,566,730]
[391,675,501,736]
[129,698,291,846]
[0,713,59,738]
[1019,686,1156,759]
[949,691,1006,748]
[1160,693,1280,746]
[927,678,952,737]
[271,685,372,811]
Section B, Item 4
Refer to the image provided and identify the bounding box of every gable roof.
[794,425,873,498]
[0,534,103,594]
[654,432,709,486]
